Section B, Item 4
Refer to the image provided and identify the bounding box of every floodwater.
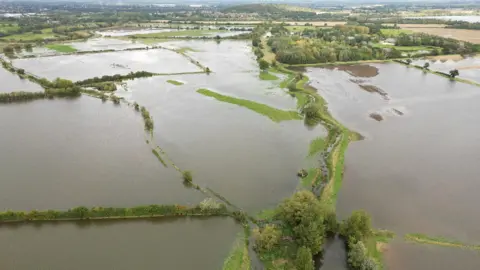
[306,63,480,269]
[0,96,204,211]
[97,28,174,37]
[0,67,43,93]
[68,37,147,51]
[412,57,480,84]
[12,49,201,81]
[410,15,480,22]
[116,40,324,212]
[0,217,239,270]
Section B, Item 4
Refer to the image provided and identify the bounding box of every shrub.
[182,170,193,183]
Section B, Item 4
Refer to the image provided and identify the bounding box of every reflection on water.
[306,63,480,269]
[0,96,204,210]
[0,217,240,270]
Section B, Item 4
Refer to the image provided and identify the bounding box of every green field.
[0,28,57,41]
[197,88,301,123]
[380,29,413,37]
[46,44,77,53]
[259,71,279,80]
[0,23,20,33]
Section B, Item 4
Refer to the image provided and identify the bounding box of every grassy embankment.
[223,227,252,270]
[167,79,184,86]
[45,44,78,53]
[405,233,480,251]
[196,88,301,123]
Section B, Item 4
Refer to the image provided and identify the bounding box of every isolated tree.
[449,69,459,78]
[182,170,193,184]
[295,246,314,270]
[423,62,430,69]
[259,59,269,70]
[406,59,412,65]
[205,67,211,74]
[17,68,25,75]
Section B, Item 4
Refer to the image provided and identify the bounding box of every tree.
[17,69,25,75]
[347,241,378,270]
[276,191,326,253]
[205,67,211,74]
[449,69,459,78]
[406,59,412,65]
[253,224,281,252]
[259,59,269,70]
[182,170,193,184]
[3,45,14,54]
[295,246,314,270]
[423,62,430,69]
[340,210,372,243]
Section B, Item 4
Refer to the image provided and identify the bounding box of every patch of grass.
[0,32,58,41]
[308,137,325,157]
[167,80,184,86]
[259,71,279,81]
[46,44,77,53]
[223,233,251,270]
[380,28,413,37]
[255,209,276,220]
[197,88,301,123]
[405,233,480,251]
[374,230,395,243]
[300,167,320,188]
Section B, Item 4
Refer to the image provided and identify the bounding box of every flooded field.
[305,63,480,269]
[0,67,43,93]
[116,40,323,212]
[0,96,204,211]
[68,38,147,51]
[0,217,239,270]
[412,57,480,83]
[12,48,201,81]
[97,28,174,37]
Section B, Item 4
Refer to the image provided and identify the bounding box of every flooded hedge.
[0,204,230,223]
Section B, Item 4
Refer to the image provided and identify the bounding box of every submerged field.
[0,217,239,270]
[305,62,480,269]
[12,48,201,81]
[0,67,43,93]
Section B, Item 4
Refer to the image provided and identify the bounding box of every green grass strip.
[167,80,184,86]
[405,233,480,251]
[308,137,325,157]
[259,71,279,81]
[223,232,252,270]
[46,44,77,53]
[197,89,301,123]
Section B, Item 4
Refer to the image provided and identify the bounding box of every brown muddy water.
[12,48,201,81]
[306,63,480,269]
[116,40,324,212]
[0,217,239,270]
[0,96,204,210]
[0,67,43,93]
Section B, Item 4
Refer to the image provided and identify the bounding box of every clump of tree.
[76,71,156,85]
[295,246,315,270]
[449,69,459,78]
[182,170,193,184]
[140,106,154,132]
[340,210,378,270]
